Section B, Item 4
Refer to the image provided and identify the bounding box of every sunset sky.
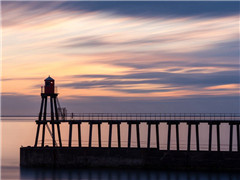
[1,1,239,115]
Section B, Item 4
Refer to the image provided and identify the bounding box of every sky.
[1,1,240,115]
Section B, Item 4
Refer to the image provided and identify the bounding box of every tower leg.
[34,124,41,147]
[54,97,62,146]
[42,96,47,147]
[35,96,44,147]
[57,124,62,147]
[38,96,44,120]
[41,124,46,147]
[50,97,56,147]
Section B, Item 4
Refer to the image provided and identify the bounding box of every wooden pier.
[33,113,240,152]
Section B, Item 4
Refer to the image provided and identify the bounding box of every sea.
[1,117,240,180]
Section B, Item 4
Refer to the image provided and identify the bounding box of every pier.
[34,113,240,151]
[20,77,240,170]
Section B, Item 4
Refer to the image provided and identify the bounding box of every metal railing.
[39,113,240,122]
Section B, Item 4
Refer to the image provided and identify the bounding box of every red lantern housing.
[44,76,55,94]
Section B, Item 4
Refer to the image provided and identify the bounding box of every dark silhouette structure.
[34,76,62,147]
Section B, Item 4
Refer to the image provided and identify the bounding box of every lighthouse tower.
[34,76,62,147]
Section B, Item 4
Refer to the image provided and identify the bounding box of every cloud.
[58,2,240,18]
[61,70,239,92]
[2,1,239,114]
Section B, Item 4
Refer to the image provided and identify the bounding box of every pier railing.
[41,113,240,122]
[35,112,240,152]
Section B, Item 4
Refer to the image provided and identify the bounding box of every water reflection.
[20,167,240,180]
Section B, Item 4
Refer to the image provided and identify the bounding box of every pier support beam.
[98,124,101,148]
[229,123,233,152]
[147,123,151,148]
[69,123,73,147]
[209,123,212,151]
[187,123,192,151]
[89,123,93,147]
[176,123,179,151]
[216,123,220,152]
[117,123,121,148]
[237,124,240,152]
[108,123,112,148]
[167,123,171,151]
[128,123,132,148]
[195,123,200,151]
[156,123,160,150]
[136,123,141,148]
[78,123,81,147]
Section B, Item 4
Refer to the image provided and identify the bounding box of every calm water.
[1,117,240,180]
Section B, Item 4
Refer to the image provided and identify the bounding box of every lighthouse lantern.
[44,76,55,94]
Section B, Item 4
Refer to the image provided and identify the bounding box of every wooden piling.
[156,123,160,150]
[78,123,81,147]
[147,123,151,148]
[187,123,191,151]
[237,124,240,152]
[209,123,212,151]
[196,123,200,151]
[108,123,112,148]
[167,123,171,151]
[69,123,72,147]
[128,123,132,148]
[89,123,93,147]
[176,123,179,151]
[216,123,220,152]
[136,123,141,148]
[229,123,233,152]
[98,123,101,148]
[117,123,121,148]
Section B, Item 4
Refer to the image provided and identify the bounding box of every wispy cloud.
[2,1,239,113]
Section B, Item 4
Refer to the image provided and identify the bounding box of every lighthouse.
[34,76,62,147]
[44,76,55,94]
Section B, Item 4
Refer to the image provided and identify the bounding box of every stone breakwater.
[20,147,240,170]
